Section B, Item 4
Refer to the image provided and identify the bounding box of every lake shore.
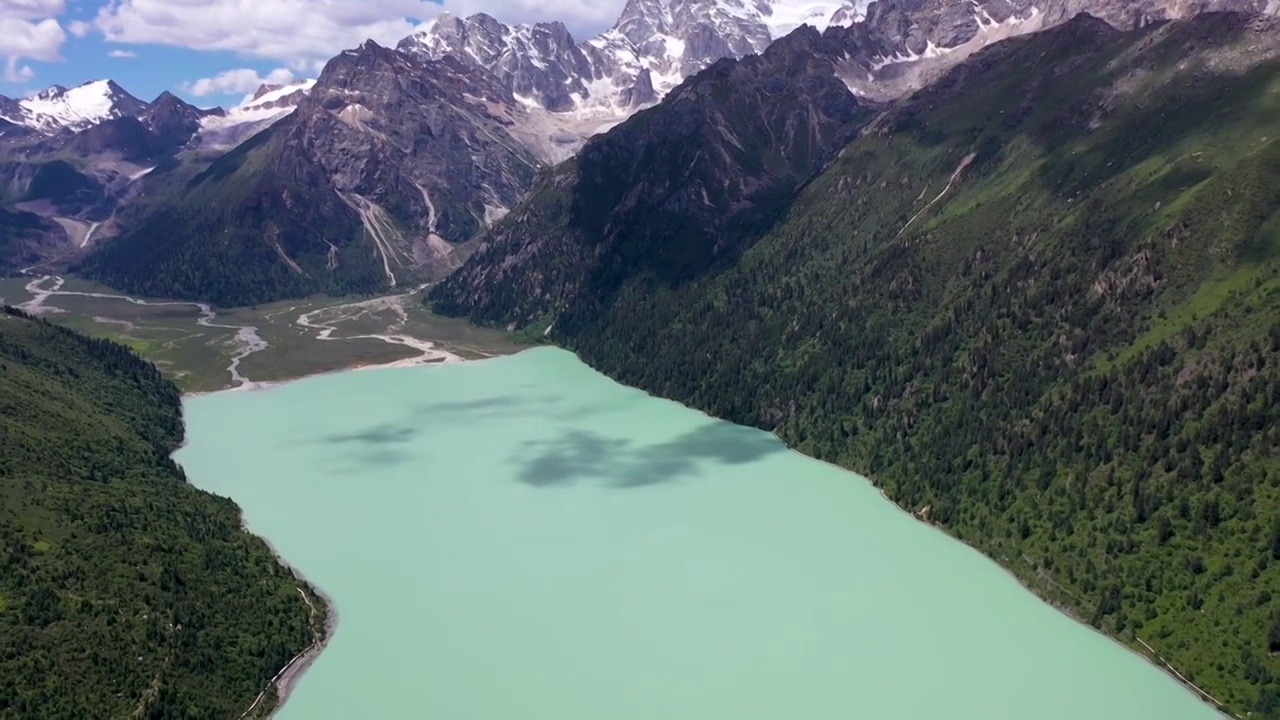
[237,533,338,720]
[181,348,481,399]
[179,350,505,717]
[786,438,1231,716]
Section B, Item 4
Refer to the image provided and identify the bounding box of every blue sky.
[0,0,622,108]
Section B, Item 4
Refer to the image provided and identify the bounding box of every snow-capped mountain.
[397,0,866,123]
[0,80,150,134]
[194,79,316,149]
[7,0,1276,289]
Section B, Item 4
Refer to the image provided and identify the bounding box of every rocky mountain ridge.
[6,0,1279,292]
[71,38,544,304]
[0,80,150,135]
[397,0,865,120]
[192,79,316,151]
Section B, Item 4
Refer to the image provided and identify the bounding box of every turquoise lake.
[176,347,1218,719]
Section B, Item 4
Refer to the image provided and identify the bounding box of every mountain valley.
[6,0,1261,305]
[3,0,1279,716]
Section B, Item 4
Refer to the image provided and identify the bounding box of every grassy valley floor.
[0,274,526,393]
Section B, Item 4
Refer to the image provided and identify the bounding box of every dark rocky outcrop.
[431,24,882,324]
[141,91,221,151]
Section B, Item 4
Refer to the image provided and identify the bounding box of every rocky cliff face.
[397,0,865,133]
[6,0,1278,296]
[823,0,1276,100]
[431,24,881,326]
[281,39,541,268]
[141,91,221,151]
[73,39,544,303]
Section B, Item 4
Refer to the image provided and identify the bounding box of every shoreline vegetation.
[778,430,1239,712]
[0,306,319,718]
[236,558,335,719]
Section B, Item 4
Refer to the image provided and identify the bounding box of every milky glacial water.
[177,347,1218,720]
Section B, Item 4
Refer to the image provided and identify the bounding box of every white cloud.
[97,0,434,63]
[107,48,136,57]
[184,67,296,98]
[0,16,65,82]
[67,19,93,37]
[0,0,66,20]
[93,0,625,67]
[4,59,35,82]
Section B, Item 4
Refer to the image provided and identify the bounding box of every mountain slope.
[0,207,65,273]
[32,0,1262,305]
[433,23,881,326]
[75,40,541,306]
[432,12,1280,716]
[0,87,223,271]
[0,306,321,718]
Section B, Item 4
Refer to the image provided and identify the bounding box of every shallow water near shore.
[177,347,1217,719]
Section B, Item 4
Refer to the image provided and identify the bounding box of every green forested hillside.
[72,127,387,307]
[0,306,321,718]
[434,13,1280,716]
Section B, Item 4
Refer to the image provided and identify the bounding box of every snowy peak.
[237,79,315,115]
[754,0,870,37]
[193,78,315,150]
[398,0,867,120]
[399,13,592,111]
[4,79,149,134]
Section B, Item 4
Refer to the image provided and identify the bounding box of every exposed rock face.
[826,0,1276,100]
[397,0,865,124]
[288,39,541,251]
[142,91,221,151]
[407,13,596,111]
[72,40,545,304]
[431,24,882,325]
[4,0,1278,300]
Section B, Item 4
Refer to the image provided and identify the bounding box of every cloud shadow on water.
[516,419,784,489]
[412,395,539,417]
[306,392,668,476]
[321,423,417,446]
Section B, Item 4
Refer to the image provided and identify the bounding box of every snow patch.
[761,0,866,37]
[196,78,315,147]
[14,80,131,133]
